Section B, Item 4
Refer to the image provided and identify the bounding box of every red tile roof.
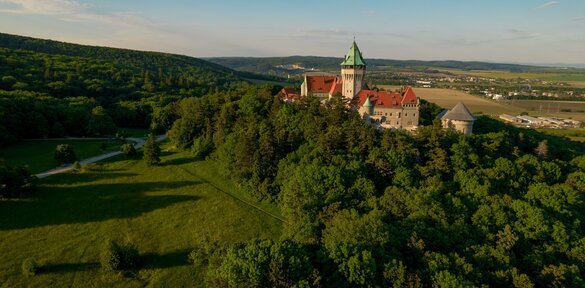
[279,87,299,101]
[401,86,418,104]
[328,78,343,96]
[306,75,337,93]
[353,86,418,108]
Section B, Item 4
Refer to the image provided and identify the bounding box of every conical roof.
[340,41,366,66]
[442,102,476,121]
[363,96,373,107]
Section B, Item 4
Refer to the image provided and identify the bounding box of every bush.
[54,144,76,163]
[100,239,139,271]
[120,143,137,156]
[0,161,37,198]
[21,258,39,277]
[72,161,81,171]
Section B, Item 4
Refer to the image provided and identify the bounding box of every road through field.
[35,135,167,179]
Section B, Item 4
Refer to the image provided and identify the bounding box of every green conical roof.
[340,41,366,66]
[363,96,374,107]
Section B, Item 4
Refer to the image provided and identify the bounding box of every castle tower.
[341,41,366,100]
[439,102,476,137]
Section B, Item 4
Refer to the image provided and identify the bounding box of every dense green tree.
[86,106,117,136]
[54,144,76,163]
[142,134,161,166]
[0,160,36,198]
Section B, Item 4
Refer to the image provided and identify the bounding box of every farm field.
[0,147,283,287]
[536,128,585,142]
[412,87,524,115]
[0,139,123,174]
[391,87,585,121]
[434,68,585,83]
[507,100,585,121]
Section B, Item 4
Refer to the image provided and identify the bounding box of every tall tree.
[142,134,161,166]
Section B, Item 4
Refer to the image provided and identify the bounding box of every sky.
[0,0,584,65]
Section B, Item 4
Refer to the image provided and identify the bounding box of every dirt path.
[35,135,167,179]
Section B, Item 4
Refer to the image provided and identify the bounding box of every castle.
[298,41,420,130]
[280,41,477,134]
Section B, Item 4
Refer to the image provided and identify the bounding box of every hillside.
[0,33,283,146]
[207,56,551,75]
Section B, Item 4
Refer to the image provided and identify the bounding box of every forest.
[167,85,585,287]
[0,33,281,146]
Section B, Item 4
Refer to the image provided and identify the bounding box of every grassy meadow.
[0,139,123,174]
[0,146,282,287]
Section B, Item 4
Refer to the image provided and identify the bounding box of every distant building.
[499,114,521,123]
[296,40,420,130]
[438,102,476,136]
[517,115,543,125]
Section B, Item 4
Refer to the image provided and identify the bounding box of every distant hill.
[207,56,551,75]
[0,32,280,97]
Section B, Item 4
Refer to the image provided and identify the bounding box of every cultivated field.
[391,87,585,121]
[0,147,282,287]
[413,88,524,115]
[435,68,585,83]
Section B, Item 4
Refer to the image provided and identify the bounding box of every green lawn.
[0,139,123,174]
[0,148,282,287]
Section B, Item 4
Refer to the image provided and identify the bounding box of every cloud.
[505,29,539,40]
[0,0,84,15]
[571,17,585,21]
[536,1,559,9]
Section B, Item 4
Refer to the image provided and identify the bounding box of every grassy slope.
[0,147,282,287]
[0,139,122,173]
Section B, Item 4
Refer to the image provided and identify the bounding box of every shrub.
[54,144,76,163]
[21,258,39,277]
[0,162,37,199]
[100,239,139,271]
[120,143,137,156]
[72,161,81,171]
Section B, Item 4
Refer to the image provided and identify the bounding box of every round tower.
[341,41,366,100]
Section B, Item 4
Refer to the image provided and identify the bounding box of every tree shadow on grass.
[0,180,202,230]
[42,172,140,185]
[41,262,100,274]
[162,157,196,166]
[140,249,192,269]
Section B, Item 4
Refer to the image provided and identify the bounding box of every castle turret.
[359,95,374,117]
[341,41,366,100]
[439,102,476,136]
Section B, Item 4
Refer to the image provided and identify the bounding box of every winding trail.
[35,135,167,179]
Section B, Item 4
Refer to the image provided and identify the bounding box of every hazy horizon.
[1,0,584,66]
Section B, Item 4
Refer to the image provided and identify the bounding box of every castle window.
[390,113,392,116]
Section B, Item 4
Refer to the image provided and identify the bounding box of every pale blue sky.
[1,0,584,64]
